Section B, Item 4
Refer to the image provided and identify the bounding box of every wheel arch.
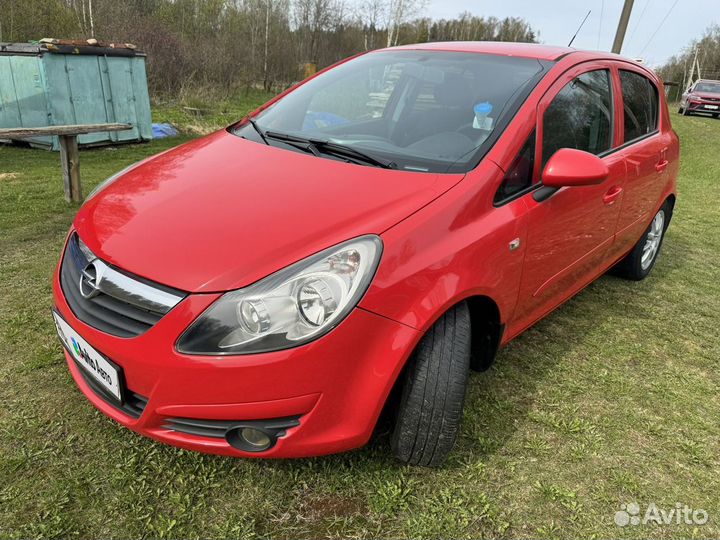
[464,295,504,371]
[665,193,676,213]
[375,293,504,438]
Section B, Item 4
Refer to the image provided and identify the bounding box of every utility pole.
[611,0,634,54]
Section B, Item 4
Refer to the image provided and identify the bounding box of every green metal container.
[0,42,152,150]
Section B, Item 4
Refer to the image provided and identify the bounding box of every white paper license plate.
[53,311,123,401]
[705,104,719,110]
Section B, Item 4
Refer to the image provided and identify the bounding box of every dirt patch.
[300,495,367,520]
[0,172,20,181]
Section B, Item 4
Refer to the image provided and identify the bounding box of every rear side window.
[542,69,613,167]
[495,131,536,203]
[620,70,659,142]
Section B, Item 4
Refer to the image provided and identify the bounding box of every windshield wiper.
[246,117,269,145]
[264,130,396,169]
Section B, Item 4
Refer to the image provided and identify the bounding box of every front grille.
[162,416,300,439]
[60,233,185,337]
[74,359,148,419]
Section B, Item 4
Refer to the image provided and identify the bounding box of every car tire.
[611,202,671,281]
[713,113,719,119]
[391,302,471,467]
[683,106,691,116]
[678,106,684,114]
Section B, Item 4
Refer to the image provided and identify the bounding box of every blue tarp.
[152,123,179,138]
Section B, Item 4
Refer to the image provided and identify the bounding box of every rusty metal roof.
[0,39,144,57]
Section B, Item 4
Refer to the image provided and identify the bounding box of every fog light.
[226,425,275,452]
[241,427,271,449]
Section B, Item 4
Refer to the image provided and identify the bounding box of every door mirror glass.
[542,148,609,188]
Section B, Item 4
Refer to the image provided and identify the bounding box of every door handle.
[655,159,669,173]
[603,186,623,205]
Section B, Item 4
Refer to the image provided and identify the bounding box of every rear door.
[507,62,626,336]
[606,65,671,262]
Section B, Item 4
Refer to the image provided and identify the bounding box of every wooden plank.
[0,123,132,138]
[59,135,82,202]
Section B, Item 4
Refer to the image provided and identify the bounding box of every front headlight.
[176,235,383,355]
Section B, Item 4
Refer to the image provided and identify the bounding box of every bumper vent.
[162,416,300,439]
[74,359,148,419]
[60,233,185,337]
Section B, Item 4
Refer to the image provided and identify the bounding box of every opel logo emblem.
[79,260,104,299]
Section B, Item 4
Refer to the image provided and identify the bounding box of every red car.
[679,79,720,117]
[52,42,678,466]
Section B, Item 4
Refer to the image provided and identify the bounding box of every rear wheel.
[611,202,671,280]
[391,303,471,467]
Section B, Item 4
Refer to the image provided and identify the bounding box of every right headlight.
[176,235,383,355]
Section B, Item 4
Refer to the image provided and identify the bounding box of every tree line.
[1,0,537,97]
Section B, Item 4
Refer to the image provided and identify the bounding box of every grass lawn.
[1,110,719,539]
[151,88,275,134]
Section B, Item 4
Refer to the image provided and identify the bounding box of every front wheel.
[391,303,471,467]
[611,203,671,280]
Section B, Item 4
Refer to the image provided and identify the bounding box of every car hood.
[74,130,464,292]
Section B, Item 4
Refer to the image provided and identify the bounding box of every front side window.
[542,69,613,167]
[237,51,549,173]
[495,131,536,203]
[620,70,658,142]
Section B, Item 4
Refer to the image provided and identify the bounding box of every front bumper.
[686,101,720,113]
[53,257,420,458]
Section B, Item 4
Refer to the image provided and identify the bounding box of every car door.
[507,63,626,337]
[606,65,671,262]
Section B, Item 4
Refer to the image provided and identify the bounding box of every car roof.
[381,41,641,63]
[385,41,576,61]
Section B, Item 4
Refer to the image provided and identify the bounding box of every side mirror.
[541,148,609,188]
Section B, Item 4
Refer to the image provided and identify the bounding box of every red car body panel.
[54,253,422,456]
[53,42,679,458]
[75,131,464,292]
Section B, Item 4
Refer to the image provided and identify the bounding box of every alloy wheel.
[641,210,665,270]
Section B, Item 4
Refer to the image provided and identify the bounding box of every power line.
[637,0,680,57]
[625,0,650,46]
[597,0,604,49]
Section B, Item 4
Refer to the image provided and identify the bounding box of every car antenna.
[568,10,592,47]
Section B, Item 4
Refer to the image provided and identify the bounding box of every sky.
[425,0,719,67]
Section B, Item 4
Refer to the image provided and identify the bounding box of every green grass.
[152,88,274,134]
[1,112,719,539]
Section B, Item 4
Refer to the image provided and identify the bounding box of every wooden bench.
[0,123,133,202]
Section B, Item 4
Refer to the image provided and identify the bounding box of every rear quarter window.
[620,70,659,143]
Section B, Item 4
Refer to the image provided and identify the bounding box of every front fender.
[360,160,529,335]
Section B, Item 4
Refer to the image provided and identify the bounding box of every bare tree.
[386,0,424,47]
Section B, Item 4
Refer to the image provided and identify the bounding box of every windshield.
[694,82,720,94]
[238,50,548,173]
